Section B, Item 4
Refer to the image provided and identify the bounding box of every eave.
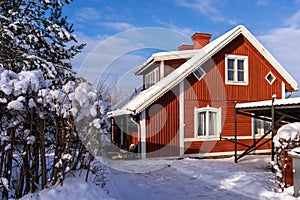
[134,49,201,76]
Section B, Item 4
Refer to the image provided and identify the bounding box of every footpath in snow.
[20,155,299,200]
[107,155,298,200]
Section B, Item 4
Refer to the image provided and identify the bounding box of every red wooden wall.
[142,34,288,156]
[112,34,291,157]
[183,35,286,154]
[145,86,180,157]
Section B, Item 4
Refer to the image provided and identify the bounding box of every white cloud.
[258,26,300,95]
[153,16,194,36]
[74,7,101,22]
[176,0,236,25]
[101,22,136,31]
[73,28,191,88]
[286,10,300,27]
[176,0,219,17]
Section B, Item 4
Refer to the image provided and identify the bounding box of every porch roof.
[235,97,300,123]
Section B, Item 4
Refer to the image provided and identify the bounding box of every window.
[145,68,159,88]
[252,117,271,136]
[225,55,248,85]
[193,67,206,80]
[194,107,221,139]
[265,72,276,85]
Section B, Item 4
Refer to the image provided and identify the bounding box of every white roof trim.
[135,49,201,75]
[107,109,133,117]
[236,97,300,109]
[110,25,298,116]
[240,26,298,91]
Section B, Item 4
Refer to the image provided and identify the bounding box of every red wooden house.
[108,25,298,158]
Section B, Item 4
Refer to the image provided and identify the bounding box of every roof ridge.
[109,25,298,117]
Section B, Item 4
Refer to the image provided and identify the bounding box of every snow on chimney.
[178,32,212,50]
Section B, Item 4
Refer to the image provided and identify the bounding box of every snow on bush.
[273,122,300,149]
[0,67,111,198]
[272,122,300,191]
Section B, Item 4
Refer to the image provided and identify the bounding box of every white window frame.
[225,54,248,85]
[145,68,159,89]
[194,106,222,140]
[265,72,276,85]
[193,66,206,80]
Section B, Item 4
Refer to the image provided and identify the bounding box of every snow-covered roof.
[109,25,298,117]
[135,49,201,75]
[236,97,300,109]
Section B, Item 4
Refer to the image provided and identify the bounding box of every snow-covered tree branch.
[0,0,110,199]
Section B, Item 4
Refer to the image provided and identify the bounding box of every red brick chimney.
[191,32,212,49]
[178,44,193,51]
[178,32,212,51]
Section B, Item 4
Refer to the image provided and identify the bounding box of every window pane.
[198,112,206,136]
[237,60,244,70]
[193,67,205,80]
[264,120,271,132]
[238,71,244,81]
[228,59,234,69]
[208,111,217,136]
[145,76,149,88]
[254,118,271,135]
[228,70,234,81]
[150,73,153,86]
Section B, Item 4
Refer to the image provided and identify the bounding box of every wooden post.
[111,118,115,143]
[234,101,237,163]
[271,94,276,162]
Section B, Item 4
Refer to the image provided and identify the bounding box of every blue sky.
[63,0,300,96]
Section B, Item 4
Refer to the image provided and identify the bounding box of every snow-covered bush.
[0,67,111,198]
[272,122,300,191]
[0,0,111,199]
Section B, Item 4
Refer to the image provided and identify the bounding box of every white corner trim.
[179,81,184,156]
[120,119,124,146]
[140,110,146,159]
[160,60,164,79]
[282,81,286,99]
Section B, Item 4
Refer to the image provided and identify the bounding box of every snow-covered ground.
[19,170,113,200]
[20,155,300,200]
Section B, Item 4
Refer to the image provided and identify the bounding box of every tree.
[0,0,85,83]
[0,1,110,199]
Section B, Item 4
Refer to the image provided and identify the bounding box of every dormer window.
[145,68,159,89]
[225,54,248,85]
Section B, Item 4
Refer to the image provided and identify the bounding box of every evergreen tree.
[0,1,110,199]
[0,0,85,83]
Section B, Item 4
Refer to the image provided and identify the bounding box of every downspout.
[130,115,141,158]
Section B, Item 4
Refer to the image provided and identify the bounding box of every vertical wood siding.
[145,86,180,157]
[182,35,285,154]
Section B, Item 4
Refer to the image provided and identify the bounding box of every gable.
[108,25,298,117]
[185,34,290,102]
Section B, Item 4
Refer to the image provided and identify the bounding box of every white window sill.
[184,137,219,142]
[225,81,248,85]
